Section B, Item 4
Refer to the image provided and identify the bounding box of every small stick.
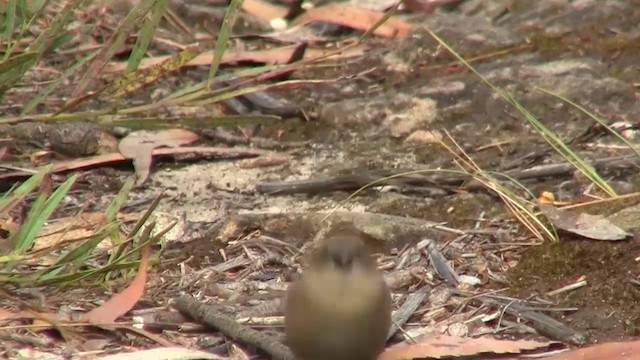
[387,285,429,340]
[174,295,294,360]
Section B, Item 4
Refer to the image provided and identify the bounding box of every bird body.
[285,231,392,360]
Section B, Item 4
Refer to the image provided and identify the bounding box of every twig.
[255,155,640,196]
[387,285,429,340]
[421,239,459,286]
[174,295,294,360]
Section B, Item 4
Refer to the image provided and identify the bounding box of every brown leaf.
[242,0,288,22]
[292,3,412,39]
[118,129,199,185]
[404,0,462,13]
[379,335,556,360]
[0,147,265,181]
[81,246,150,325]
[106,46,368,72]
[543,340,640,360]
[539,203,630,241]
[237,152,290,168]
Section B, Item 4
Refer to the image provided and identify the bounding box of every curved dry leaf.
[539,204,630,241]
[118,129,199,185]
[238,152,290,168]
[544,340,640,360]
[292,3,412,39]
[0,147,265,181]
[242,0,288,22]
[404,0,461,13]
[106,46,368,72]
[81,246,150,326]
[379,335,556,360]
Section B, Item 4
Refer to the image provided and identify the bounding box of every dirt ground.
[3,0,640,358]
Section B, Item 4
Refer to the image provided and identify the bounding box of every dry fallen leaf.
[379,334,556,360]
[292,3,412,39]
[81,246,150,326]
[0,147,265,182]
[242,0,289,23]
[237,152,290,168]
[543,340,640,360]
[539,203,630,241]
[106,46,369,72]
[404,0,462,13]
[118,129,199,185]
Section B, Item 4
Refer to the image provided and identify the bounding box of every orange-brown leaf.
[292,3,412,39]
[380,335,556,360]
[81,246,150,325]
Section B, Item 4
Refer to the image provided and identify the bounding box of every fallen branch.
[174,295,294,360]
[256,155,640,196]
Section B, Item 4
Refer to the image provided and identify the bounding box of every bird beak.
[333,252,354,270]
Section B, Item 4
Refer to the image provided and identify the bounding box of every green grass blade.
[44,221,171,286]
[9,173,78,255]
[115,220,174,264]
[23,0,50,29]
[10,192,46,254]
[0,183,20,204]
[536,86,640,159]
[71,0,156,98]
[104,177,135,255]
[109,48,199,99]
[37,223,116,282]
[167,64,282,100]
[28,0,86,54]
[109,193,162,264]
[37,257,149,286]
[0,164,52,212]
[207,0,244,86]
[426,28,616,197]
[0,51,38,98]
[106,178,135,222]
[125,0,169,74]
[45,30,75,53]
[1,0,18,46]
[507,93,616,196]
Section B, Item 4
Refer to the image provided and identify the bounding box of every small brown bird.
[285,228,392,360]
